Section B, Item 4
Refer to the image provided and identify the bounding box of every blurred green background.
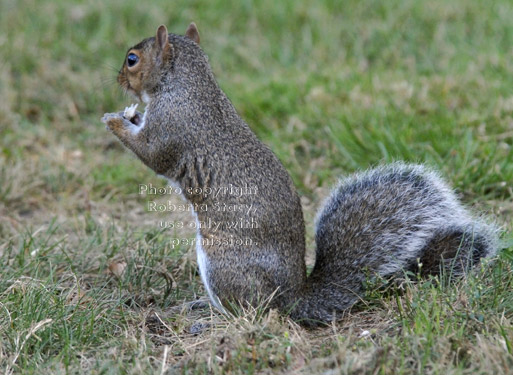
[2,0,513,205]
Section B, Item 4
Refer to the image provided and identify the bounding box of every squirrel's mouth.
[118,76,141,107]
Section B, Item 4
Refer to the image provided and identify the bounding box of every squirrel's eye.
[127,53,139,68]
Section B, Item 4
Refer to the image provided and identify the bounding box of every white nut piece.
[123,103,138,120]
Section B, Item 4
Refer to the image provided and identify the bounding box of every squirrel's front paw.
[101,112,126,134]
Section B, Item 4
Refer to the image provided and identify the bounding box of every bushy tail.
[291,163,499,325]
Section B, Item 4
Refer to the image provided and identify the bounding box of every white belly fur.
[194,214,226,313]
[159,177,226,313]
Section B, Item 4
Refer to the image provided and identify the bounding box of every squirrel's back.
[291,163,498,324]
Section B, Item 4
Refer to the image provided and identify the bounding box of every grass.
[1,0,513,373]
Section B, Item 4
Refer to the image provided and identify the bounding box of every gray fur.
[102,25,499,326]
[291,163,498,323]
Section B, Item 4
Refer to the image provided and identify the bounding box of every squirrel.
[102,23,499,325]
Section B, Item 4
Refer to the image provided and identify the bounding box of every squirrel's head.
[117,23,201,103]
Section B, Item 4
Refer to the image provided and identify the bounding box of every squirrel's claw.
[101,112,122,124]
[102,112,126,133]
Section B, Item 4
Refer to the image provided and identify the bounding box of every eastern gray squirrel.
[102,23,499,325]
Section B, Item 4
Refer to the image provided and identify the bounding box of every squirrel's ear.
[185,22,200,44]
[156,25,170,52]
